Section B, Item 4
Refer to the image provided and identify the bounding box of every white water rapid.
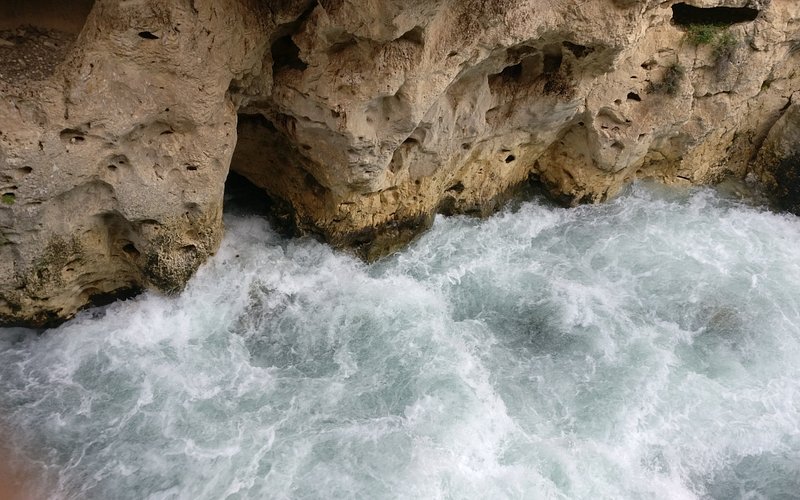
[1,182,800,499]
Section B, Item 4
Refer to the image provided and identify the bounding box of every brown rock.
[1,0,799,325]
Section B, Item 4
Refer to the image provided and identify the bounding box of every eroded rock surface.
[755,99,800,211]
[1,0,799,325]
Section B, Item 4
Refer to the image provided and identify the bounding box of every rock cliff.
[1,0,799,326]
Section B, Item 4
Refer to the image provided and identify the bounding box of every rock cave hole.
[121,241,140,258]
[224,113,304,236]
[223,171,272,217]
[437,196,457,217]
[60,128,86,144]
[0,0,95,85]
[0,0,94,32]
[446,182,465,194]
[563,41,593,59]
[627,92,642,101]
[542,46,563,74]
[138,31,160,40]
[272,34,307,72]
[489,51,542,95]
[641,60,657,70]
[505,154,516,163]
[398,26,425,45]
[671,3,759,26]
[106,154,129,172]
[223,170,300,237]
[499,62,524,80]
[85,286,142,309]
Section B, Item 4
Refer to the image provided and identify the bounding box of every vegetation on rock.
[647,63,685,96]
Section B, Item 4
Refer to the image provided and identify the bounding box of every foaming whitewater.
[2,182,800,499]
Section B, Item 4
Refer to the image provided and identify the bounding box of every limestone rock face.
[755,99,800,211]
[1,0,799,325]
[0,0,267,325]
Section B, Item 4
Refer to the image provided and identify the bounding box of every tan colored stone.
[1,0,799,325]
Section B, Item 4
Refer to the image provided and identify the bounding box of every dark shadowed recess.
[671,3,759,26]
[769,154,800,215]
[0,0,95,33]
[223,171,299,237]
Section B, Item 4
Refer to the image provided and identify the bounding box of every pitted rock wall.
[1,0,799,325]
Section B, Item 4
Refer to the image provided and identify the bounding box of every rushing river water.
[2,182,800,499]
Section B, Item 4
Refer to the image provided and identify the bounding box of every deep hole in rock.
[446,182,465,193]
[672,3,759,26]
[107,154,128,169]
[226,112,339,239]
[505,154,516,163]
[543,51,563,74]
[224,168,271,215]
[627,92,642,101]
[498,62,523,80]
[0,0,94,85]
[272,34,307,72]
[121,242,140,258]
[84,286,142,309]
[563,41,593,59]
[138,31,159,40]
[398,26,424,45]
[224,171,299,236]
[0,0,94,32]
[768,153,800,214]
[437,196,457,216]
[60,128,86,143]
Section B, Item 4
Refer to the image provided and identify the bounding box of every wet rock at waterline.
[756,101,800,212]
[1,0,800,325]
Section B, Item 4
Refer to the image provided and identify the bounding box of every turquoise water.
[2,183,800,499]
